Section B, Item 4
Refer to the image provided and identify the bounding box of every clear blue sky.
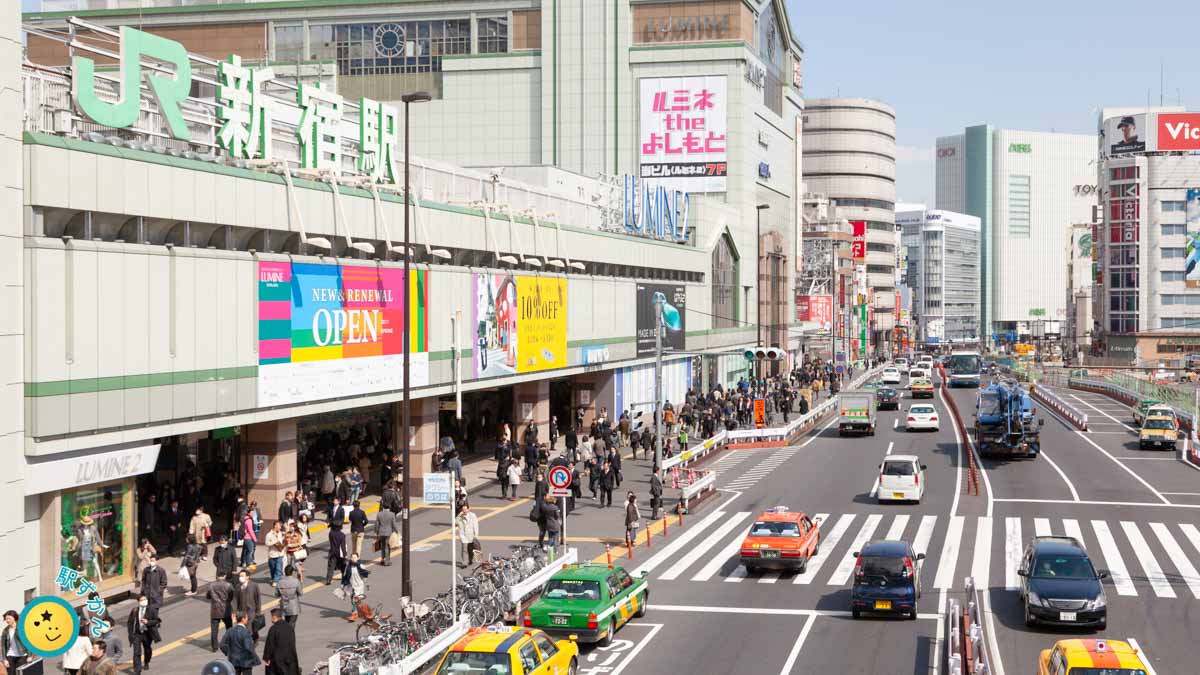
[786,0,1200,206]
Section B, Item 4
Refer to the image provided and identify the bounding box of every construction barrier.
[1029,383,1088,431]
[938,364,979,496]
[944,576,993,675]
[508,548,578,605]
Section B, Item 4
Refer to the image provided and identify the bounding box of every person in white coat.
[505,462,522,501]
[62,625,92,675]
[456,505,480,567]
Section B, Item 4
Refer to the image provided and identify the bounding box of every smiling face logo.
[18,596,79,658]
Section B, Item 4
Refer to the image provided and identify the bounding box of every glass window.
[273,24,304,62]
[478,17,509,54]
[711,235,736,329]
[1162,271,1186,282]
[1163,248,1187,259]
[1030,555,1097,580]
[435,652,511,675]
[750,521,801,537]
[1008,175,1031,236]
[309,24,335,61]
[834,198,895,211]
[517,642,540,673]
[541,579,600,601]
[1162,224,1187,236]
[1162,200,1186,212]
[61,482,131,588]
[532,633,558,662]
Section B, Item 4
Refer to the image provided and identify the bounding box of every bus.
[946,350,983,387]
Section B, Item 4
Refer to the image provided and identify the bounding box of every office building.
[896,205,981,346]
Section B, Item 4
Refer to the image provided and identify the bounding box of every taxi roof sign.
[768,506,790,513]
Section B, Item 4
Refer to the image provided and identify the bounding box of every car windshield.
[978,393,1001,416]
[857,555,908,582]
[1032,556,1096,580]
[750,521,801,537]
[878,388,895,396]
[912,379,931,386]
[947,353,981,375]
[1144,418,1175,430]
[542,579,601,601]
[437,651,511,675]
[1067,669,1147,675]
[882,461,916,476]
[910,406,934,415]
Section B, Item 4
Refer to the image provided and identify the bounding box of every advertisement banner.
[1072,226,1093,291]
[636,283,686,356]
[1103,113,1151,156]
[796,295,832,331]
[850,220,866,261]
[1186,189,1200,288]
[639,75,728,192]
[795,295,810,322]
[472,274,567,377]
[256,261,430,407]
[1157,113,1200,151]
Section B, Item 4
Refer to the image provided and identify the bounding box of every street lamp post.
[400,90,431,601]
[755,204,770,379]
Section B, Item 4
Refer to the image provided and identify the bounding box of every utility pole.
[654,294,664,470]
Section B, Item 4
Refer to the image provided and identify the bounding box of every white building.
[897,205,981,346]
[935,126,1094,344]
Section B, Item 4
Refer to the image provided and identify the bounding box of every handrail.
[508,548,578,605]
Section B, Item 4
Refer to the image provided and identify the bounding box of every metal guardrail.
[945,576,993,675]
[1029,384,1088,431]
[680,470,716,508]
[1070,377,1196,431]
[661,430,728,471]
[508,548,578,605]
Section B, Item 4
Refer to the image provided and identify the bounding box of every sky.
[786,0,1200,206]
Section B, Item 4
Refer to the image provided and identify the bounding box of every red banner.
[850,220,866,261]
[1157,113,1200,151]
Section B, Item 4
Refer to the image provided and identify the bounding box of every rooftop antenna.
[1160,57,1164,107]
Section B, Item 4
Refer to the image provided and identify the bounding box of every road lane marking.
[1148,523,1200,599]
[884,514,910,541]
[827,514,883,585]
[632,509,728,576]
[1091,520,1137,596]
[912,515,937,559]
[1121,521,1175,598]
[1038,449,1081,501]
[1069,394,1138,431]
[646,604,940,620]
[659,512,752,581]
[777,614,818,675]
[933,516,965,590]
[794,514,855,585]
[971,516,992,590]
[992,498,1200,509]
[800,414,840,447]
[1180,524,1200,564]
[1125,639,1158,675]
[1063,519,1084,545]
[1004,518,1022,591]
[1075,430,1169,504]
[1034,518,1052,537]
[692,524,752,582]
[868,442,897,498]
[610,623,663,675]
[894,418,898,429]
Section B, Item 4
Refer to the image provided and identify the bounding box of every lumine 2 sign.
[72,26,401,182]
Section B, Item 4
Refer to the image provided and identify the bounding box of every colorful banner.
[472,273,567,377]
[639,75,728,192]
[850,220,866,261]
[796,295,832,332]
[256,261,429,406]
[636,283,686,356]
[1186,189,1200,288]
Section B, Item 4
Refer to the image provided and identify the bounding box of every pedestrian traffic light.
[744,347,785,361]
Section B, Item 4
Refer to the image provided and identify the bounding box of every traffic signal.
[744,347,785,361]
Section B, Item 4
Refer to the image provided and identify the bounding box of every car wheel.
[634,592,647,618]
[907,609,917,621]
[799,554,809,574]
[1023,602,1037,628]
[568,658,578,675]
[599,619,615,647]
[746,565,758,574]
[851,608,861,619]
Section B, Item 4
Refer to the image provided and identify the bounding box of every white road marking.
[1091,520,1137,596]
[912,515,937,560]
[1037,449,1081,501]
[724,564,749,583]
[691,525,752,582]
[1162,492,1200,495]
[893,418,898,429]
[1125,639,1158,675]
[646,603,940,620]
[660,512,752,581]
[1121,521,1175,598]
[609,623,663,675]
[1180,524,1200,563]
[632,509,729,576]
[800,414,841,447]
[827,514,883,585]
[777,614,817,675]
[795,514,855,585]
[1004,518,1022,591]
[868,442,897,498]
[941,378,992,517]
[884,514,910,541]
[931,589,947,675]
[1070,394,1138,431]
[994,498,1200,510]
[934,516,965,590]
[1034,518,1052,537]
[1149,523,1200,599]
[972,516,992,590]
[1063,519,1084,545]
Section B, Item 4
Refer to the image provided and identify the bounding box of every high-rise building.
[802,98,897,355]
[1064,222,1094,361]
[935,126,1094,345]
[896,205,981,346]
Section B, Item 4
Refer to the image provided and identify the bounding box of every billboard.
[636,283,686,356]
[1186,189,1200,288]
[1072,226,1093,291]
[256,261,429,407]
[472,274,567,377]
[1157,113,1200,151]
[796,295,833,331]
[850,220,866,261]
[639,75,728,192]
[1103,114,1150,155]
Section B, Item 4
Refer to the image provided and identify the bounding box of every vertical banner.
[636,283,686,356]
[753,399,766,428]
[1187,189,1200,288]
[257,261,430,407]
[472,273,567,376]
[850,220,866,261]
[638,75,728,192]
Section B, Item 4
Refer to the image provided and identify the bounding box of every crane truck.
[974,380,1043,458]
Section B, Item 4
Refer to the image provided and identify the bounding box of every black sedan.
[1018,536,1108,629]
[876,387,900,410]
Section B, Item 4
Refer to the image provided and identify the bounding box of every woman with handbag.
[182,534,202,596]
[189,507,213,561]
[505,461,521,501]
[455,505,480,567]
[624,492,641,548]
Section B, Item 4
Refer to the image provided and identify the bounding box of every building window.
[1110,166,1138,180]
[1162,317,1200,329]
[1109,315,1137,332]
[712,235,737,329]
[273,24,304,62]
[1008,175,1031,236]
[61,482,133,591]
[477,17,509,54]
[1162,270,1186,282]
[866,242,895,253]
[1161,294,1200,306]
[318,20,472,77]
[1162,200,1186,213]
[834,198,895,211]
[1163,247,1187,259]
[1162,224,1187,236]
[866,264,894,274]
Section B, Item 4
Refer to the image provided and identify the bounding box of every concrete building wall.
[1141,155,1200,331]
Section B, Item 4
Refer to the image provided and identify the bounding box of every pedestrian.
[134,539,157,589]
[219,611,261,675]
[1,610,29,672]
[496,457,511,499]
[564,427,579,463]
[624,492,641,547]
[266,521,286,585]
[649,467,664,520]
[182,534,201,596]
[234,570,264,643]
[284,521,307,578]
[375,506,397,566]
[190,507,213,561]
[453,479,469,515]
[263,608,301,675]
[125,594,160,675]
[380,480,401,514]
[456,504,480,567]
[213,534,237,580]
[505,460,522,501]
[549,416,560,450]
[274,565,303,626]
[341,553,370,619]
[206,572,234,653]
[348,467,364,504]
[80,640,118,675]
[278,491,295,525]
[543,495,561,550]
[139,554,167,609]
[586,456,600,500]
[598,462,615,507]
[140,493,159,549]
[335,472,351,507]
[320,465,335,504]
[348,500,368,558]
[325,522,347,585]
[609,447,623,487]
[445,451,464,483]
[164,499,184,556]
[63,624,92,675]
[239,508,257,570]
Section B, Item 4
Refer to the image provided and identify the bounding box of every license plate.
[1059,611,1076,622]
[552,615,569,625]
[874,600,892,610]
[893,492,905,499]
[761,550,779,559]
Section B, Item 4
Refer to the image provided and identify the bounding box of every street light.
[755,204,770,379]
[400,90,431,601]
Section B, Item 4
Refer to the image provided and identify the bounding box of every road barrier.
[370,612,472,675]
[508,547,578,606]
[938,364,979,496]
[1029,383,1088,431]
[680,469,716,509]
[945,576,993,675]
[662,430,728,471]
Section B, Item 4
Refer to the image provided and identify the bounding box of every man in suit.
[213,535,237,580]
[325,522,348,584]
[205,573,234,652]
[327,497,346,527]
[263,608,301,675]
[277,491,295,525]
[375,506,397,566]
[126,594,161,674]
[139,555,168,609]
[348,500,368,558]
[233,570,264,643]
[275,565,303,625]
[219,612,260,675]
[650,467,664,520]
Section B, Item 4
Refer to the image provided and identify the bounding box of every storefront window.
[61,483,132,588]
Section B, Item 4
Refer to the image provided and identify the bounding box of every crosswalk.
[720,447,802,491]
[635,511,1200,599]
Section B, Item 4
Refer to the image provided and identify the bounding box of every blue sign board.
[422,472,452,505]
[623,175,690,243]
[581,345,610,365]
[758,162,771,179]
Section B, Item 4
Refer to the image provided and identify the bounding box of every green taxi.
[522,563,648,647]
[1132,398,1164,426]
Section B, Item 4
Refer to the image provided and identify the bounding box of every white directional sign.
[423,472,452,505]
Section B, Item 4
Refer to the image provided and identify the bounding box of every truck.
[974,381,1042,458]
[838,391,877,436]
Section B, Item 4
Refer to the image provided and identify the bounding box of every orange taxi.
[739,507,820,573]
[1037,638,1151,675]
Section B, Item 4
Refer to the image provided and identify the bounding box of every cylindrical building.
[802,98,897,354]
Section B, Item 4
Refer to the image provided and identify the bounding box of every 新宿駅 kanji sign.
[639,75,728,193]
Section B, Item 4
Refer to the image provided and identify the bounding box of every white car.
[881,367,902,385]
[905,404,940,431]
[878,455,926,503]
[895,358,910,374]
[909,366,930,382]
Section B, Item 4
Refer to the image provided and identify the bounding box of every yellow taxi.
[1038,638,1150,675]
[1139,413,1179,451]
[739,507,821,573]
[910,378,934,399]
[432,625,579,675]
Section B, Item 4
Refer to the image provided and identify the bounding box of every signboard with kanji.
[754,398,766,428]
[639,76,728,193]
[851,220,866,261]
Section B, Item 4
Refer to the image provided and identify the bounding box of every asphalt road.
[129,374,1200,674]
